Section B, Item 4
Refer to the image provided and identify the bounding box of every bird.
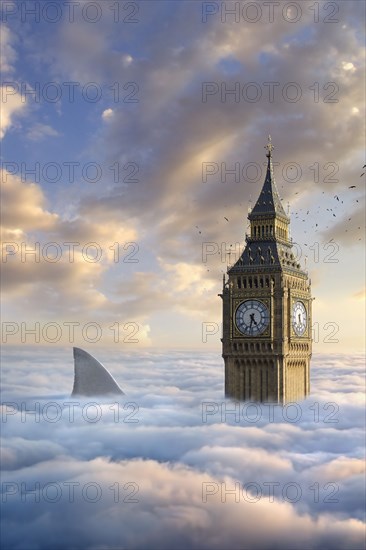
[224,217,229,222]
[349,185,356,189]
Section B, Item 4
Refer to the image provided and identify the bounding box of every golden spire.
[265,134,274,158]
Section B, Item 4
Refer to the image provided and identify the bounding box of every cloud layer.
[1,348,365,549]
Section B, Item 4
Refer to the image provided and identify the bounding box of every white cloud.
[122,54,133,67]
[0,24,17,74]
[26,123,59,141]
[102,108,114,121]
[342,61,356,72]
[1,350,365,549]
[0,85,27,139]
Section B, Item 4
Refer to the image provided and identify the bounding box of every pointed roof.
[249,136,289,222]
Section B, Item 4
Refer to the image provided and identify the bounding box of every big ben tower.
[221,137,312,403]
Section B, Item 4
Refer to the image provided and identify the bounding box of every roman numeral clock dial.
[235,300,270,336]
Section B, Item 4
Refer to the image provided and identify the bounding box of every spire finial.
[265,134,274,158]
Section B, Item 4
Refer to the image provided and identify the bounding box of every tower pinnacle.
[249,136,288,221]
[265,134,274,158]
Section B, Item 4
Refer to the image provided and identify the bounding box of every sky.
[0,2,365,548]
[0,0,365,353]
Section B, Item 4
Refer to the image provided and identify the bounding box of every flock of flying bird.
[195,164,365,271]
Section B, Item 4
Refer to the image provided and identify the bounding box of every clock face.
[292,301,307,336]
[235,300,270,336]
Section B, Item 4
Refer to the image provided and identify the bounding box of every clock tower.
[221,137,312,403]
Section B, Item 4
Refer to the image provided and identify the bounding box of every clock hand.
[250,313,258,326]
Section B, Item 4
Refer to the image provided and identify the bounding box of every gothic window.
[249,277,252,288]
[243,278,247,289]
[237,278,241,289]
[260,277,264,288]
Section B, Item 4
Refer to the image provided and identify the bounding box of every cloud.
[352,288,365,300]
[1,169,59,233]
[0,85,27,139]
[102,108,114,121]
[26,123,59,141]
[1,2,364,350]
[0,24,17,74]
[0,170,146,339]
[0,25,27,139]
[1,349,365,549]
